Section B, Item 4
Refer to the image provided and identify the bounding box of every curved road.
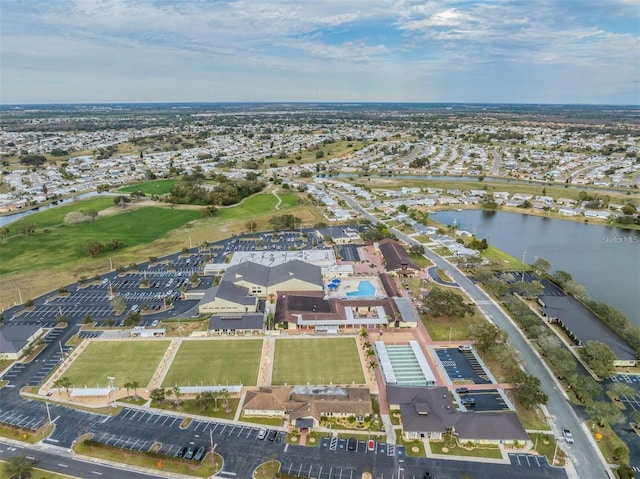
[332,187,612,479]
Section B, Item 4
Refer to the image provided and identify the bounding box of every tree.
[19,223,36,238]
[552,270,573,286]
[123,381,133,397]
[131,380,139,399]
[537,334,561,357]
[532,258,551,278]
[150,388,166,402]
[581,341,616,378]
[220,388,231,412]
[564,280,588,299]
[85,241,104,257]
[53,376,72,396]
[55,313,67,325]
[124,312,141,327]
[509,370,548,409]
[587,401,625,427]
[2,454,37,479]
[548,348,576,379]
[172,385,182,407]
[0,226,9,243]
[110,294,126,315]
[608,382,636,401]
[246,220,258,235]
[568,372,601,403]
[422,287,474,319]
[511,280,544,298]
[468,322,507,353]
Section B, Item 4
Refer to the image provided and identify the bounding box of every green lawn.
[162,339,263,387]
[0,207,201,275]
[116,179,178,195]
[272,338,365,385]
[3,196,114,230]
[63,340,169,388]
[215,192,300,222]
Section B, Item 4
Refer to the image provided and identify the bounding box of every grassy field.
[0,189,323,309]
[0,206,201,276]
[62,340,169,388]
[162,339,263,387]
[2,196,114,231]
[271,338,365,385]
[116,179,178,195]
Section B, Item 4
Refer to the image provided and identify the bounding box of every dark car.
[175,446,188,458]
[268,430,278,441]
[193,447,206,462]
[455,387,469,395]
[184,447,195,459]
[347,438,356,451]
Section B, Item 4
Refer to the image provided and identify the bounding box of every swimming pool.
[346,280,376,298]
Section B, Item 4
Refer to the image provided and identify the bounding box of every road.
[491,149,502,175]
[332,188,612,479]
[0,440,159,479]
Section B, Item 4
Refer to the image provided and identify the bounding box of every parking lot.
[456,389,511,412]
[436,347,493,385]
[0,410,46,432]
[509,453,551,468]
[320,437,402,457]
[278,460,357,479]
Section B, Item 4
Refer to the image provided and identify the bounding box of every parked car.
[175,446,187,458]
[151,320,159,327]
[562,429,574,444]
[193,447,206,462]
[347,438,356,451]
[457,344,473,352]
[460,397,476,406]
[268,430,278,441]
[367,439,375,451]
[455,387,469,395]
[184,447,195,459]
[257,428,267,440]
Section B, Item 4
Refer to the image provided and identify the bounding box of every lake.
[431,210,640,325]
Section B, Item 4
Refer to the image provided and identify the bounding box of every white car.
[562,429,574,444]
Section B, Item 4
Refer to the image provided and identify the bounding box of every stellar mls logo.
[602,236,639,244]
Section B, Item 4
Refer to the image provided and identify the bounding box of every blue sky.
[1,0,638,104]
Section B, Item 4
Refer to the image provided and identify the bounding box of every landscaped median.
[73,436,222,478]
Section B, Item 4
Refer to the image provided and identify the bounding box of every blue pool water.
[346,281,376,298]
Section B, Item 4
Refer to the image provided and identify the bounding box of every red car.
[367,439,375,451]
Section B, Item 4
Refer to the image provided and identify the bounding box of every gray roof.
[225,259,322,288]
[454,411,529,441]
[208,313,264,331]
[0,323,42,354]
[541,295,635,361]
[199,281,256,306]
[387,386,529,441]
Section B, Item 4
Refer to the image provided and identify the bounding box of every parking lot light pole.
[45,401,52,425]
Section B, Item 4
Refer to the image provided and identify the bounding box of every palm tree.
[54,376,72,396]
[2,455,36,479]
[172,385,182,407]
[123,382,133,397]
[220,388,231,412]
[131,380,139,399]
[359,328,368,339]
[368,360,378,371]
[362,341,371,351]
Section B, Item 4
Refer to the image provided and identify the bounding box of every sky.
[1,0,639,104]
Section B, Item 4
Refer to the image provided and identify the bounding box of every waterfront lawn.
[116,179,178,195]
[62,340,169,388]
[4,196,114,230]
[480,245,529,270]
[162,339,263,387]
[0,207,201,275]
[272,338,365,385]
